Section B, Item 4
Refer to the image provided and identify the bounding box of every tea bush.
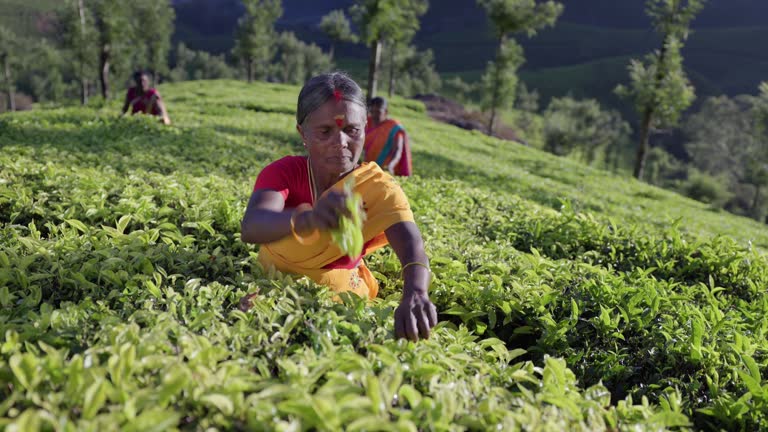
[2,80,767,431]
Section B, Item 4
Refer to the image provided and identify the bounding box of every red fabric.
[126,87,161,115]
[253,155,313,208]
[253,155,378,269]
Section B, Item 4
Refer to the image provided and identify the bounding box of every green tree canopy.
[132,0,175,81]
[683,93,768,218]
[477,0,562,135]
[478,0,562,38]
[233,0,282,83]
[543,96,631,165]
[58,0,97,104]
[170,43,236,82]
[479,38,524,135]
[615,0,705,180]
[350,0,429,99]
[268,32,334,85]
[319,9,358,60]
[0,25,19,111]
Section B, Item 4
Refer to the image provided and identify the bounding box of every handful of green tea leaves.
[330,178,365,259]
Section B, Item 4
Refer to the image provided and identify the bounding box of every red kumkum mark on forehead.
[334,114,345,127]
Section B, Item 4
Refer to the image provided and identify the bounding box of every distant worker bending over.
[121,71,171,125]
[364,97,412,176]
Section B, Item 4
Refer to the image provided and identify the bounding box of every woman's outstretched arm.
[385,221,438,341]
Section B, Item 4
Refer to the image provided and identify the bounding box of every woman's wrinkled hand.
[394,292,438,341]
[302,189,354,232]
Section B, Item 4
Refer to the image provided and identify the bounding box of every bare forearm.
[240,209,294,244]
[386,222,430,296]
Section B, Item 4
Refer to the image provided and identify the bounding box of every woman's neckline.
[306,155,360,201]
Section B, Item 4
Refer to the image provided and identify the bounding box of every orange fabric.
[364,118,412,176]
[258,162,414,299]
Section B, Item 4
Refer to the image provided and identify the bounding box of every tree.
[350,0,428,100]
[233,0,282,83]
[682,93,767,219]
[479,38,523,136]
[543,96,631,165]
[379,43,441,97]
[271,32,306,84]
[170,43,236,81]
[444,77,476,105]
[477,0,562,135]
[615,0,705,180]
[319,10,358,61]
[749,83,768,218]
[269,33,334,85]
[59,0,97,104]
[23,40,68,103]
[302,41,334,82]
[0,26,18,112]
[133,0,175,82]
[91,0,131,99]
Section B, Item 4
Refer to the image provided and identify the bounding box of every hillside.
[170,0,768,109]
[3,0,766,110]
[2,80,768,429]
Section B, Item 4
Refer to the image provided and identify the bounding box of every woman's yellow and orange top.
[253,156,413,299]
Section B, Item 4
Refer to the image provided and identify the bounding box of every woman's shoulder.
[258,155,307,179]
[264,155,307,170]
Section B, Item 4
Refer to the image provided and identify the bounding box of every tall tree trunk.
[2,54,14,112]
[77,0,88,105]
[751,184,761,219]
[634,108,654,180]
[388,43,396,99]
[246,59,253,83]
[634,35,669,180]
[366,38,382,101]
[487,35,504,136]
[99,45,110,99]
[80,76,88,105]
[329,43,335,61]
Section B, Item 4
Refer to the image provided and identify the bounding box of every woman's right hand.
[297,190,355,232]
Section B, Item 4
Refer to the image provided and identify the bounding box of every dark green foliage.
[543,96,631,165]
[319,9,358,61]
[268,32,334,85]
[615,0,705,180]
[169,43,237,82]
[680,168,731,207]
[477,0,563,135]
[350,0,430,98]
[380,44,442,97]
[232,0,282,82]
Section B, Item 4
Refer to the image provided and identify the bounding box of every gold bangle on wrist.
[401,261,431,280]
[290,204,320,245]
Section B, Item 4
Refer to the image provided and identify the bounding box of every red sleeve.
[253,157,298,200]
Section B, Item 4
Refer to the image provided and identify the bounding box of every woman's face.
[135,74,150,91]
[298,99,366,176]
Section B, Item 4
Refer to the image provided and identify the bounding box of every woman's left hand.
[394,291,438,341]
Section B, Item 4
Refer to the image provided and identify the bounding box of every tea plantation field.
[2,80,768,431]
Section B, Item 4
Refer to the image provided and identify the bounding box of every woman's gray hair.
[296,72,366,126]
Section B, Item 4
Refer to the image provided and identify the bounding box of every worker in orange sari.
[364,96,412,176]
[240,73,436,341]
